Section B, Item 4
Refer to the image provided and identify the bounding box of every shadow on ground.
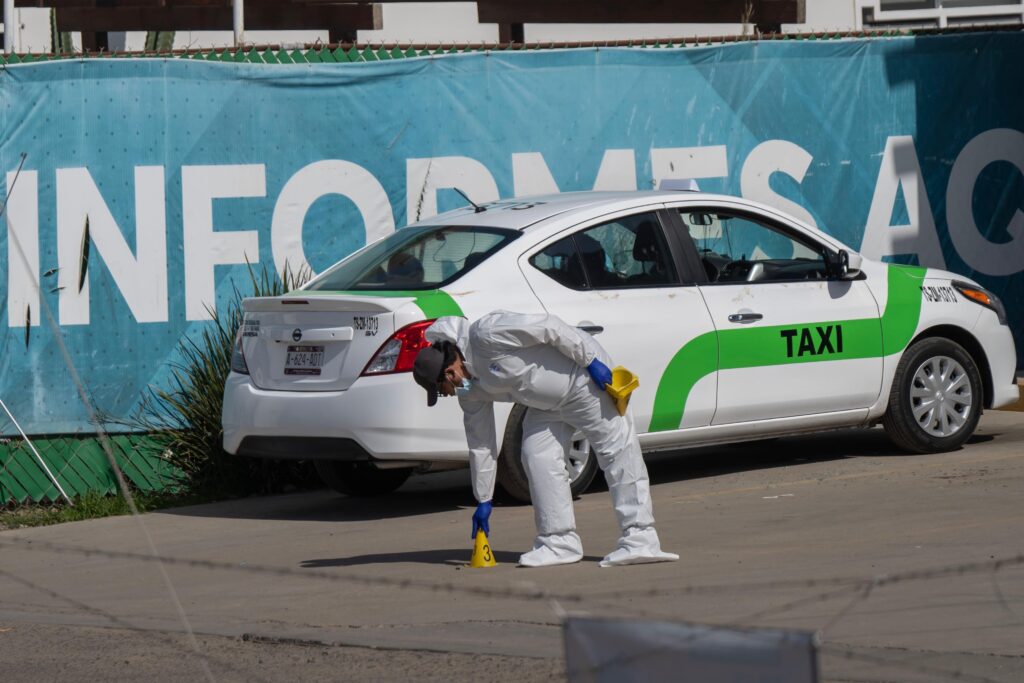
[300,548,603,567]
[643,426,887,488]
[163,483,469,522]
[165,425,989,523]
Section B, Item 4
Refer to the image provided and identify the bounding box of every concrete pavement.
[2,411,1024,681]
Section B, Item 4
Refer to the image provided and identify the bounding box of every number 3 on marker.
[483,545,492,562]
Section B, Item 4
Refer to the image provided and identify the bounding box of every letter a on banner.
[860,136,946,268]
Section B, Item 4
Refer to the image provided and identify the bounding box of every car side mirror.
[828,249,862,280]
[844,251,863,279]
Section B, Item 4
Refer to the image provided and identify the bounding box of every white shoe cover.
[518,532,584,567]
[600,526,679,568]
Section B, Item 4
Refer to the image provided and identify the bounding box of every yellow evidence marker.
[470,529,497,568]
[605,366,639,417]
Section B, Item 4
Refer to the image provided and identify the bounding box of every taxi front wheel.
[883,337,983,454]
[314,460,413,497]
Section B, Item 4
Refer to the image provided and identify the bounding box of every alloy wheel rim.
[564,431,590,483]
[909,355,973,438]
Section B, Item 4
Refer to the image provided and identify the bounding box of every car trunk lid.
[240,294,410,392]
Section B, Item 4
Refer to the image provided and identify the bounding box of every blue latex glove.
[587,358,612,391]
[471,501,492,538]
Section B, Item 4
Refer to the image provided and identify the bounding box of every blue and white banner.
[2,32,1022,434]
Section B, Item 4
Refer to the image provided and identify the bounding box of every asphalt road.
[2,411,1024,682]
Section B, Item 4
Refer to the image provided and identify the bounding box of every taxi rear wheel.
[314,460,413,497]
[496,405,600,504]
[883,337,982,453]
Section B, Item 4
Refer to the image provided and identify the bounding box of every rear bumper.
[236,436,371,461]
[222,372,472,461]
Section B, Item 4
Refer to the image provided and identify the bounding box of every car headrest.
[574,233,613,286]
[575,233,607,270]
[387,252,424,284]
[632,221,660,262]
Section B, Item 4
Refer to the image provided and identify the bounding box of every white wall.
[786,0,857,32]
[360,2,497,43]
[8,8,51,53]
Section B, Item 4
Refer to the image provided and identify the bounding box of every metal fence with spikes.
[0,21,1019,65]
[0,428,177,505]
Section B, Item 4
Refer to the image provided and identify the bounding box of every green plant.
[132,263,320,498]
[144,31,175,52]
[49,9,73,54]
[0,489,214,530]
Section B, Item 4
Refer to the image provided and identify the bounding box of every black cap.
[413,342,456,407]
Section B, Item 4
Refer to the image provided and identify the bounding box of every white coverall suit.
[426,311,678,568]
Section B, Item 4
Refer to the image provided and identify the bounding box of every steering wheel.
[702,259,720,282]
[719,260,748,282]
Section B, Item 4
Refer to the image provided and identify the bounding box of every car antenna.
[454,188,487,213]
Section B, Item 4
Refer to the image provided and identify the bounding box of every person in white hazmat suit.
[412,311,678,568]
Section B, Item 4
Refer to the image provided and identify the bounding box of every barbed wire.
[0,153,214,682]
[4,536,1019,610]
[563,631,1018,683]
[990,567,1024,625]
[584,574,867,600]
[559,552,1023,681]
[563,568,1020,683]
[3,535,1021,616]
[562,600,1019,683]
[3,535,1022,680]
[818,642,1013,683]
[0,567,271,683]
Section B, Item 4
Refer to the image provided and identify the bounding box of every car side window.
[528,211,679,290]
[679,210,828,284]
[529,234,588,290]
[530,212,678,290]
[577,213,679,289]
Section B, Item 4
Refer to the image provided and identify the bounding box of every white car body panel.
[222,191,1019,465]
[973,309,1020,409]
[223,372,514,460]
[697,281,883,424]
[518,203,718,431]
[640,408,870,452]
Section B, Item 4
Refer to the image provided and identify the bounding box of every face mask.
[455,377,473,398]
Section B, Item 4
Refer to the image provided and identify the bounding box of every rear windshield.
[305,225,519,292]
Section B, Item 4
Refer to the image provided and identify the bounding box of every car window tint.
[577,213,678,289]
[679,210,827,284]
[307,226,516,291]
[529,235,587,290]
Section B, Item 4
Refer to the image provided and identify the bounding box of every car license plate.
[284,345,325,376]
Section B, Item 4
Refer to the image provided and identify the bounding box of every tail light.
[362,319,436,376]
[230,325,249,375]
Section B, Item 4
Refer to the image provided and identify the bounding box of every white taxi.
[222,191,1019,501]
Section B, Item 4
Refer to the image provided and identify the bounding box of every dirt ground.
[0,623,562,682]
[3,411,1024,682]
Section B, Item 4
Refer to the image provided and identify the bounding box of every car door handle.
[577,325,604,335]
[727,313,763,324]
